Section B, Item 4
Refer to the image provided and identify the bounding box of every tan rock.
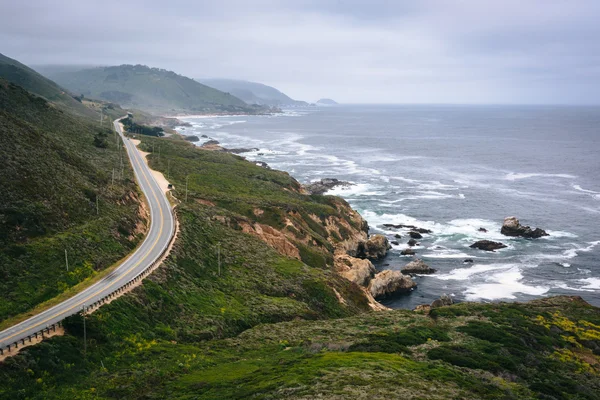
[368,270,416,299]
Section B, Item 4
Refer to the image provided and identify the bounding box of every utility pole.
[65,249,69,272]
[185,175,189,202]
[82,304,87,359]
[217,243,221,276]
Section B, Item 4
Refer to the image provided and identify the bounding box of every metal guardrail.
[0,201,177,359]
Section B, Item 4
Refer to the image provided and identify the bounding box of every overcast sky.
[2,0,600,104]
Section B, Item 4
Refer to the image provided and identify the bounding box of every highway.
[0,118,175,353]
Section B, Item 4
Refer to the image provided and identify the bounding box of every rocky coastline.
[185,127,552,312]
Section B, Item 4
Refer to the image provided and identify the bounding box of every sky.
[1,0,600,104]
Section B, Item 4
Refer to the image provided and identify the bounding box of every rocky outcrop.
[358,234,391,260]
[239,221,301,259]
[401,248,416,256]
[408,231,423,239]
[368,270,416,299]
[335,255,375,287]
[470,240,507,252]
[383,224,432,234]
[407,238,418,247]
[431,294,453,308]
[401,259,436,274]
[501,217,549,238]
[227,147,259,154]
[303,178,352,195]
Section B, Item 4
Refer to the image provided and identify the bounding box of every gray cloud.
[1,0,599,104]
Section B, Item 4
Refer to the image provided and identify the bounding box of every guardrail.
[0,206,177,359]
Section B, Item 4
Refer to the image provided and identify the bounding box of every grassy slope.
[0,133,599,399]
[0,53,98,119]
[0,79,144,322]
[50,65,260,113]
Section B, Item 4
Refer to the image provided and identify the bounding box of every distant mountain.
[49,65,268,114]
[0,53,97,118]
[199,78,308,107]
[316,98,338,105]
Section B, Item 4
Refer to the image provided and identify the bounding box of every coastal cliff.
[1,131,599,399]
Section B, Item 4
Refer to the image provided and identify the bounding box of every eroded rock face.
[358,234,391,260]
[501,216,549,238]
[401,259,436,274]
[303,178,352,195]
[335,255,376,287]
[470,240,507,252]
[368,270,416,299]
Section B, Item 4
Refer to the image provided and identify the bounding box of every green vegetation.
[0,78,144,322]
[48,64,272,114]
[0,53,98,118]
[1,58,599,398]
[1,294,599,399]
[120,116,164,137]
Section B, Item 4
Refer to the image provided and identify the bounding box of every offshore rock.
[401,248,416,256]
[501,216,549,238]
[470,240,507,252]
[401,259,436,274]
[409,231,423,239]
[368,270,416,299]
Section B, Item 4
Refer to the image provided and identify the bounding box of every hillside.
[1,126,599,398]
[0,53,98,118]
[199,78,308,106]
[49,65,270,114]
[0,73,145,323]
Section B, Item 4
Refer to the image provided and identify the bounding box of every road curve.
[0,118,175,351]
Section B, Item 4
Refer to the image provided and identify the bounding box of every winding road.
[0,118,175,353]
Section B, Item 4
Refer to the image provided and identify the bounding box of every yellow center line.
[1,124,170,343]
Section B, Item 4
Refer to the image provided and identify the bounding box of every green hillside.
[0,53,98,118]
[199,78,308,106]
[50,65,269,114]
[0,75,144,323]
[1,127,599,398]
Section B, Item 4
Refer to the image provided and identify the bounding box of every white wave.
[560,263,571,268]
[545,230,578,238]
[504,172,576,181]
[580,277,600,290]
[464,266,549,301]
[421,251,472,259]
[573,184,600,194]
[435,263,512,281]
[562,241,600,259]
[326,183,387,197]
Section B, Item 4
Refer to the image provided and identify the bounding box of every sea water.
[176,105,600,308]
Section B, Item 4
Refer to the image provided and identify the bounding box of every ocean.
[176,105,600,309]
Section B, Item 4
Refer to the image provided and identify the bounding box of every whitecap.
[580,277,600,290]
[463,267,549,301]
[435,263,512,281]
[504,172,576,181]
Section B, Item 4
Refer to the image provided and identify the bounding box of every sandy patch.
[129,140,172,195]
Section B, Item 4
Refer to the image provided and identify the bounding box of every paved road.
[0,118,175,351]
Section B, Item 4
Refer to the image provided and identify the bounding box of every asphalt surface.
[0,118,175,350]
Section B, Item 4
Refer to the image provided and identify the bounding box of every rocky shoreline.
[181,124,552,312]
